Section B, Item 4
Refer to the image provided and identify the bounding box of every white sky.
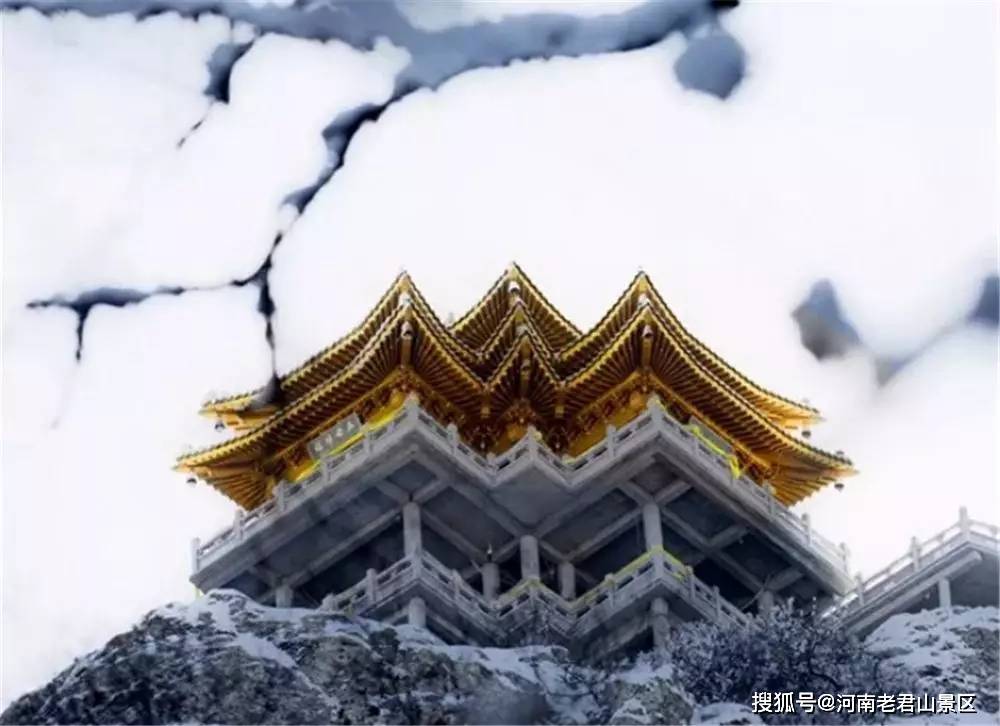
[2,0,997,708]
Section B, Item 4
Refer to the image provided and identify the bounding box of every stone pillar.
[650,597,670,650]
[839,542,850,571]
[481,562,500,600]
[275,583,294,608]
[408,597,426,628]
[234,509,245,542]
[959,506,971,537]
[759,589,775,615]
[403,501,422,556]
[558,561,576,600]
[190,537,201,573]
[642,502,663,551]
[938,578,952,609]
[520,535,540,580]
[909,537,922,569]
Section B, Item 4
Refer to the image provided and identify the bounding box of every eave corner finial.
[636,268,651,293]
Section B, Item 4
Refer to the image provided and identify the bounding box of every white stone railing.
[570,546,748,634]
[321,547,749,642]
[191,396,848,581]
[835,509,1000,615]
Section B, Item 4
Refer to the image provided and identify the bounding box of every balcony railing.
[191,395,849,581]
[322,547,750,643]
[834,510,1000,616]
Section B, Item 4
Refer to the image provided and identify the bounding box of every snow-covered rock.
[867,606,1000,716]
[602,654,693,725]
[692,702,763,725]
[3,595,996,725]
[0,590,690,725]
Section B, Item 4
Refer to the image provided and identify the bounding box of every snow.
[2,0,997,711]
[414,642,550,691]
[1,10,230,317]
[399,1,648,32]
[271,2,996,376]
[1,306,78,444]
[156,591,373,668]
[867,606,999,682]
[3,8,408,314]
[887,712,1000,725]
[617,652,675,685]
[692,702,763,724]
[803,327,999,576]
[161,590,379,647]
[2,288,272,703]
[102,33,407,290]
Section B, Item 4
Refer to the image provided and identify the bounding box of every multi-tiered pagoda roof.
[177,265,854,509]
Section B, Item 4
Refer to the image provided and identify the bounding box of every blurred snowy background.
[1,0,996,708]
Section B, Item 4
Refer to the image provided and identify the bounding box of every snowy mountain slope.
[3,591,997,725]
[0,590,692,725]
[868,607,1000,717]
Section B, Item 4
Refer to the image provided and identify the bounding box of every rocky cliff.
[2,592,996,725]
[867,606,999,716]
[0,590,691,725]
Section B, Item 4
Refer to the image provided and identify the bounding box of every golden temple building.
[178,265,853,509]
[178,264,853,511]
[184,264,859,656]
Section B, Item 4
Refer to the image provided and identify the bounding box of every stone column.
[408,597,426,628]
[403,501,422,557]
[758,589,775,615]
[481,562,500,600]
[937,578,952,609]
[558,561,576,600]
[275,583,294,608]
[642,502,663,552]
[959,506,971,537]
[520,535,540,580]
[650,597,670,650]
[190,537,201,573]
[854,573,866,605]
[909,537,922,569]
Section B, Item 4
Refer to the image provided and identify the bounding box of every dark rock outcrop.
[1,590,690,725]
[5,591,995,725]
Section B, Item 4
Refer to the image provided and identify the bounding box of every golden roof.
[178,264,853,509]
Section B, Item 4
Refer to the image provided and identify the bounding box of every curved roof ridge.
[563,312,851,470]
[641,275,820,424]
[180,303,411,467]
[180,265,853,510]
[450,263,580,351]
[201,271,410,414]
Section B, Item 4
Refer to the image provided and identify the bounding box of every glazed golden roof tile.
[451,263,580,352]
[180,266,852,510]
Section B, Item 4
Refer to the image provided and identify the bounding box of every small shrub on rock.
[667,603,920,724]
